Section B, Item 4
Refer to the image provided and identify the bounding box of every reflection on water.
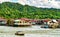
[0,25,60,37]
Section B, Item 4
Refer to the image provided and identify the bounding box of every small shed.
[0,18,7,25]
[47,19,59,28]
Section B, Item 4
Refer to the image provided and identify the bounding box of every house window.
[20,21,21,23]
[25,22,27,23]
[55,0,60,1]
[48,0,52,1]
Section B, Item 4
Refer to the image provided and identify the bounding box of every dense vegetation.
[0,2,60,19]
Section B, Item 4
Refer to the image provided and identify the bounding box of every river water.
[0,25,60,37]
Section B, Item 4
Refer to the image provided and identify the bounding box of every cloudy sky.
[0,0,60,8]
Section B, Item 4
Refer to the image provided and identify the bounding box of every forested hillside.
[0,2,60,19]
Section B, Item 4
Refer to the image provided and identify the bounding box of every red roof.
[31,20,38,22]
[20,18,28,20]
[43,20,49,22]
[0,18,6,21]
[20,18,31,22]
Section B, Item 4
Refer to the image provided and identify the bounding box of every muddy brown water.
[0,25,60,37]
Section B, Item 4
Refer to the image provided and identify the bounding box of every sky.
[0,0,60,9]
